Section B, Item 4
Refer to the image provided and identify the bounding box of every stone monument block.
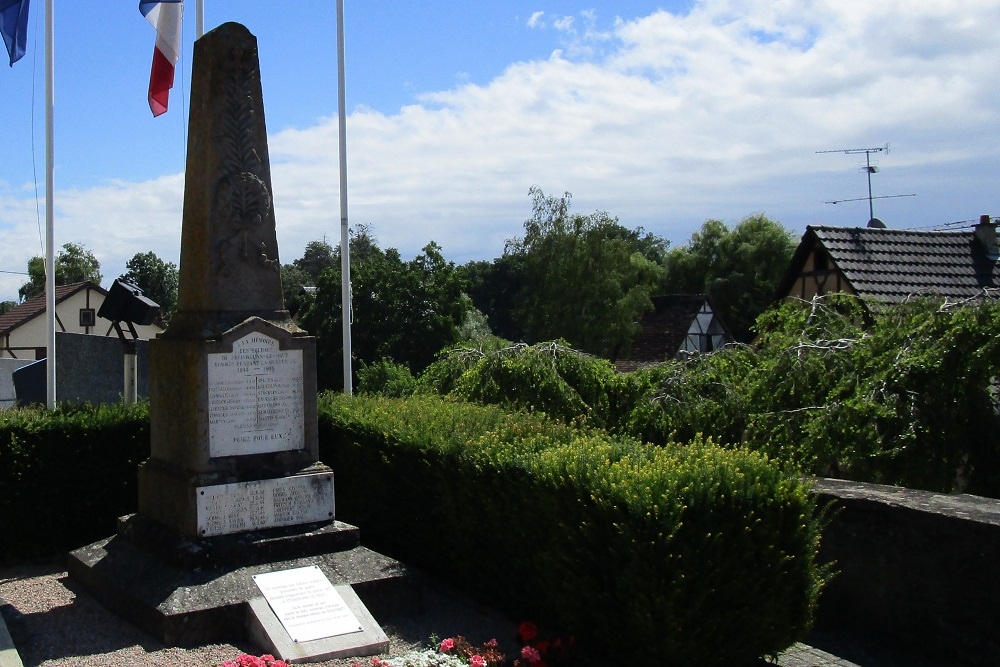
[140,318,328,538]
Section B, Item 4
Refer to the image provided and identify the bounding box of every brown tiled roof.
[0,281,106,335]
[619,294,709,365]
[779,224,1000,304]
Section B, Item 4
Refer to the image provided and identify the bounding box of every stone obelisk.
[138,22,333,539]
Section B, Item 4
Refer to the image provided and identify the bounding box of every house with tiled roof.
[614,294,732,372]
[777,215,1000,306]
[0,281,164,359]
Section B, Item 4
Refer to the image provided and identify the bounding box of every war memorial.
[66,23,413,663]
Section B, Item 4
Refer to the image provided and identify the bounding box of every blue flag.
[0,0,29,67]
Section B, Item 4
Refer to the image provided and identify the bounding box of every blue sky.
[1,0,998,302]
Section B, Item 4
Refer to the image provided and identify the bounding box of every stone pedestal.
[139,317,330,538]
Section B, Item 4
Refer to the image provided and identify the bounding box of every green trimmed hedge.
[0,396,829,665]
[318,392,829,667]
[0,402,149,560]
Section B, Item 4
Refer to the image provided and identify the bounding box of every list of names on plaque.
[196,473,335,537]
[208,332,304,457]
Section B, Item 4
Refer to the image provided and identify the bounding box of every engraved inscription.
[208,332,304,457]
[197,474,334,537]
[253,567,364,642]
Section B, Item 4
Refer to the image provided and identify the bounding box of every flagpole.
[44,0,56,410]
[196,0,204,38]
[336,0,352,395]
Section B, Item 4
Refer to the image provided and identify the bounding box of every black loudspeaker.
[98,280,160,325]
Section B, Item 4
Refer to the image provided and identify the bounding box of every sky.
[1,0,998,302]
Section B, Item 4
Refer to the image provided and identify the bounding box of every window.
[80,308,96,327]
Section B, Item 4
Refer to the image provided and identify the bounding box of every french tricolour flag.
[140,0,183,117]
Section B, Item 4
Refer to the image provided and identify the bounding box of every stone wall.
[9,332,151,406]
[812,478,1000,666]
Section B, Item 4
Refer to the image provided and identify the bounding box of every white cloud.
[2,0,998,303]
[527,11,545,28]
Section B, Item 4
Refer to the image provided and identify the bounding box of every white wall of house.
[1,289,163,359]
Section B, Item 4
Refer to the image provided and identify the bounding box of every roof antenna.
[817,143,915,225]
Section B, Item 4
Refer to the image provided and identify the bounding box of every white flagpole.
[44,0,56,410]
[336,0,352,395]
[196,0,204,38]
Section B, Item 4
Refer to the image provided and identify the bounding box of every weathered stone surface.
[66,529,420,648]
[812,478,1000,667]
[142,318,325,537]
[169,22,288,337]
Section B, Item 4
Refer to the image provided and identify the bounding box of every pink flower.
[485,638,498,648]
[439,637,456,653]
[470,655,486,667]
[518,621,538,643]
[521,646,542,663]
[260,656,275,664]
[271,662,289,667]
[222,662,238,667]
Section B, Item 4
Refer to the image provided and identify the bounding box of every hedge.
[0,402,149,560]
[318,392,829,667]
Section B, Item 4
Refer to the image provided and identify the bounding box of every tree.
[18,242,103,301]
[661,214,795,342]
[458,255,527,342]
[504,186,667,356]
[119,251,179,322]
[293,239,336,282]
[299,229,468,390]
[0,301,15,315]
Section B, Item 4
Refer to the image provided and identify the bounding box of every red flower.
[518,621,538,643]
[440,637,455,653]
[535,639,550,655]
[470,655,486,667]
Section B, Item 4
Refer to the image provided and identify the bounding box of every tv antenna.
[816,143,915,225]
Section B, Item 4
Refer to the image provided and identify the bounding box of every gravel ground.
[0,560,524,667]
[1,560,913,667]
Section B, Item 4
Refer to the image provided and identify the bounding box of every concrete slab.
[66,532,420,648]
[0,601,23,667]
[247,587,389,664]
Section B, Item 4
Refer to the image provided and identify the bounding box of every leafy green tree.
[661,213,795,342]
[279,263,311,316]
[119,251,178,322]
[504,186,667,356]
[0,301,15,315]
[458,255,526,342]
[18,242,103,301]
[299,230,468,390]
[293,239,336,282]
[281,240,335,316]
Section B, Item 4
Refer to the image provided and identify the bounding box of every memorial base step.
[66,522,422,647]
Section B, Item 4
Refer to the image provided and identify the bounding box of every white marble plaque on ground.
[208,332,305,457]
[253,566,363,643]
[196,473,334,537]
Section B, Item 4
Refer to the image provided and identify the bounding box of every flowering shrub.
[219,654,289,667]
[437,635,505,667]
[512,621,575,667]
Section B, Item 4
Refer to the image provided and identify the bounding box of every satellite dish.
[867,218,886,228]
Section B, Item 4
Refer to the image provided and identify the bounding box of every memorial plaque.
[208,332,305,457]
[197,473,334,537]
[253,566,363,643]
